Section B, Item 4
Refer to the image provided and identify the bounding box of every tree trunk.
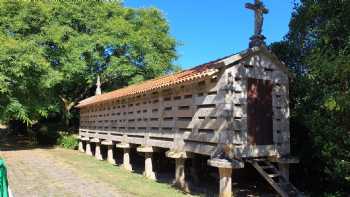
[59,96,76,129]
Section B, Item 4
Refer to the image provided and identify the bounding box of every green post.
[0,160,9,197]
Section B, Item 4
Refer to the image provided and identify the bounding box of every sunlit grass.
[48,148,193,197]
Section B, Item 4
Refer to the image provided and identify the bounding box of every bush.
[57,133,78,150]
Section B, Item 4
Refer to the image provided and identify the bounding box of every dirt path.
[0,147,127,197]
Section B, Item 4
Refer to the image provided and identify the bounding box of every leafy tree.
[0,1,177,127]
[271,0,350,196]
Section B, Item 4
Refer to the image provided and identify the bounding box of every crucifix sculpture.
[245,0,269,47]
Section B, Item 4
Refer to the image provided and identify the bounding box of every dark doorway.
[247,78,273,145]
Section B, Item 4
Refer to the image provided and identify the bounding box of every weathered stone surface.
[80,137,89,141]
[95,143,103,161]
[143,152,156,180]
[85,142,93,156]
[107,145,116,165]
[137,146,154,153]
[207,158,244,169]
[116,143,130,149]
[90,138,100,143]
[219,167,232,197]
[78,141,84,153]
[101,140,113,146]
[165,150,191,159]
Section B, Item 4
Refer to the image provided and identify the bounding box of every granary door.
[247,78,273,145]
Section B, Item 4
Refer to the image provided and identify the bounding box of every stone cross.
[245,0,269,36]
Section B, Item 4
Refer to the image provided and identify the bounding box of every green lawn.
[49,148,193,197]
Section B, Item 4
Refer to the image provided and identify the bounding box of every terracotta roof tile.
[76,54,233,108]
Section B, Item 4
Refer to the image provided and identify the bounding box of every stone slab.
[207,158,244,169]
[116,143,130,149]
[90,138,100,143]
[137,146,154,153]
[101,140,113,146]
[165,150,192,159]
[80,137,89,141]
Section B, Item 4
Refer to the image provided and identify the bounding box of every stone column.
[102,140,116,165]
[79,136,89,153]
[78,140,84,152]
[208,159,244,197]
[166,150,190,192]
[85,141,93,156]
[219,168,232,197]
[116,143,132,172]
[137,146,156,180]
[91,138,103,161]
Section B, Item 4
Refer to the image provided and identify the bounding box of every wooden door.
[247,78,273,145]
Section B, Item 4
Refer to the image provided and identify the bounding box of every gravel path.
[0,147,125,197]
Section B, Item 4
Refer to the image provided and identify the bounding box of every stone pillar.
[91,138,103,161]
[85,141,93,156]
[218,167,232,197]
[79,136,89,153]
[278,163,290,181]
[116,143,132,172]
[208,159,244,197]
[166,150,190,192]
[78,140,84,152]
[137,146,156,180]
[102,141,116,165]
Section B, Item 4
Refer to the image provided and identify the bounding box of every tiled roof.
[76,60,223,108]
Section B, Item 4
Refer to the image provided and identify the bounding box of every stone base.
[249,34,266,48]
[143,170,156,180]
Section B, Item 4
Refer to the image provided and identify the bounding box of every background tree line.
[0,0,348,196]
[0,0,178,134]
[271,0,350,196]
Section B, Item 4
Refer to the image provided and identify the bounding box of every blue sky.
[124,0,297,69]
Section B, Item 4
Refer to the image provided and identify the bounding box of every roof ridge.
[77,50,244,108]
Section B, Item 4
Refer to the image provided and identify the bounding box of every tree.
[0,1,178,127]
[271,0,350,196]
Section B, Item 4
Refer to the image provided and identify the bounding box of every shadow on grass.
[0,131,55,152]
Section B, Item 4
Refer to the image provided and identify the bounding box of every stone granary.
[76,1,302,196]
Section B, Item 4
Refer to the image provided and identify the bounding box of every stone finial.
[95,74,102,96]
[245,0,269,47]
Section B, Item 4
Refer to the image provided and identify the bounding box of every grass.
[47,148,193,197]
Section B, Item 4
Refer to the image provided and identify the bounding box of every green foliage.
[0,1,178,126]
[271,0,350,195]
[57,133,78,150]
